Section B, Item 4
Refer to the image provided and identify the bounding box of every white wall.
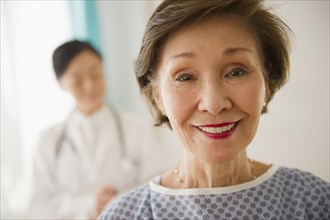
[97,1,329,181]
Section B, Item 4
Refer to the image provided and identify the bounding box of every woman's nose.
[197,80,232,115]
[83,79,95,91]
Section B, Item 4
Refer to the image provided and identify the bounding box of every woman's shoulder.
[274,166,330,198]
[99,183,153,220]
[106,104,151,126]
[36,122,64,148]
[41,122,64,136]
[276,166,329,187]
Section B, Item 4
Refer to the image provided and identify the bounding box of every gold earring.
[262,102,267,113]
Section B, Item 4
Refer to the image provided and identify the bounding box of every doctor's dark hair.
[135,0,292,127]
[52,40,102,79]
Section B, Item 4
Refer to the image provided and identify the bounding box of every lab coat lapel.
[67,113,96,185]
[93,107,122,177]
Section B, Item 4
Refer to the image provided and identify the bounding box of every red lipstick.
[196,121,238,139]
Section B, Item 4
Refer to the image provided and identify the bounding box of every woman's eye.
[175,74,193,82]
[225,68,248,78]
[72,78,82,86]
[91,72,101,80]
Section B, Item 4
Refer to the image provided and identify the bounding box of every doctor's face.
[60,50,105,114]
[154,16,266,164]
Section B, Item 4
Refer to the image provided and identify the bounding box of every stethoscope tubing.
[55,105,126,158]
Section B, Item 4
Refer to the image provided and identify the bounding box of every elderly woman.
[99,0,330,219]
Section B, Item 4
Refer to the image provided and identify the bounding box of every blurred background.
[1,0,329,218]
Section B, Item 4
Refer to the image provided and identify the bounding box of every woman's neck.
[77,102,103,115]
[162,151,270,189]
[183,153,253,188]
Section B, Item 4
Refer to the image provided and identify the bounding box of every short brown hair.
[135,0,292,127]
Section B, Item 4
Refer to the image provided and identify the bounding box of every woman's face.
[155,16,266,164]
[60,50,105,114]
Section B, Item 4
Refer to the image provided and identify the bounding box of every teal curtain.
[68,0,101,52]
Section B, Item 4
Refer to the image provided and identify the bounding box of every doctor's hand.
[91,185,117,220]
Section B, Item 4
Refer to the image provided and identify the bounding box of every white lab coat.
[29,105,181,219]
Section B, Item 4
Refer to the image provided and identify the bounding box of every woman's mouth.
[85,93,98,101]
[196,121,238,139]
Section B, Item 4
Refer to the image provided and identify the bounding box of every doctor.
[29,40,180,219]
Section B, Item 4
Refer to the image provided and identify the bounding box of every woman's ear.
[152,85,165,115]
[58,76,69,91]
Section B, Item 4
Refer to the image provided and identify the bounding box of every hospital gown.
[99,165,330,220]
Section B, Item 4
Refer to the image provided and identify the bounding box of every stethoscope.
[54,105,140,190]
[55,105,127,158]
